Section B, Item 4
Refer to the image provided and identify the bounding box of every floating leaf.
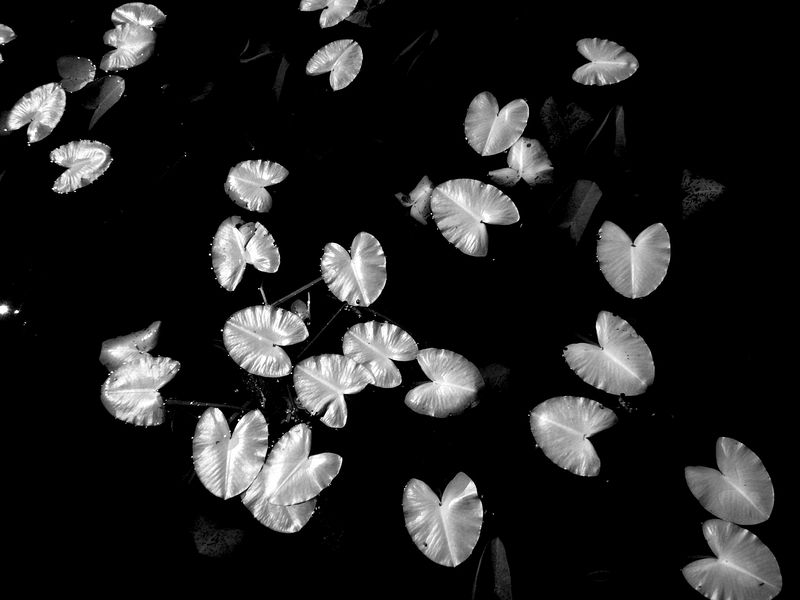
[540,96,594,151]
[100,23,156,72]
[223,305,309,378]
[681,169,725,219]
[557,179,602,244]
[57,56,96,92]
[111,2,167,28]
[192,409,269,499]
[100,354,179,426]
[685,437,774,525]
[99,320,161,371]
[488,137,553,187]
[405,348,484,417]
[88,75,125,130]
[290,294,311,323]
[241,423,342,505]
[306,39,363,91]
[4,83,66,143]
[530,396,617,477]
[431,178,519,257]
[342,321,418,388]
[293,354,374,428]
[299,0,357,28]
[682,520,782,600]
[396,175,434,224]
[403,472,483,567]
[212,216,280,292]
[464,92,529,156]
[224,159,289,213]
[472,537,513,600]
[321,231,386,307]
[0,24,14,64]
[597,221,671,299]
[572,38,638,86]
[243,494,316,533]
[50,140,112,194]
[563,311,654,396]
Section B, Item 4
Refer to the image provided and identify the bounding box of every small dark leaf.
[681,169,725,219]
[57,55,96,93]
[89,75,125,130]
[479,364,511,394]
[613,105,626,158]
[345,10,371,27]
[555,180,603,244]
[539,97,594,151]
[273,55,290,103]
[191,514,244,558]
[472,537,512,600]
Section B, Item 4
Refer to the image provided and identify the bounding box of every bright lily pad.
[4,83,66,143]
[211,216,280,291]
[464,91,529,156]
[101,354,179,426]
[342,321,418,388]
[306,39,363,91]
[597,221,671,299]
[572,38,638,86]
[50,140,113,193]
[321,231,387,307]
[224,159,289,213]
[99,320,161,371]
[405,348,484,417]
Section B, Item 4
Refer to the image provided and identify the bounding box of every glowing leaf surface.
[597,221,671,299]
[464,91,529,156]
[101,354,179,426]
[342,321,418,388]
[321,231,386,307]
[50,140,112,193]
[405,348,484,417]
[224,160,289,213]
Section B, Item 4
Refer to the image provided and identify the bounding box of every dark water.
[2,3,785,598]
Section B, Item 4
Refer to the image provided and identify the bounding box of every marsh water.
[1,3,784,598]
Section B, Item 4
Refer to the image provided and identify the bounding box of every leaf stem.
[297,302,346,359]
[272,276,324,307]
[164,398,242,411]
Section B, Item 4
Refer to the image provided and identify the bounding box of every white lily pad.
[224,159,289,213]
[405,348,484,417]
[464,91,529,156]
[299,0,357,28]
[488,137,553,187]
[396,175,434,224]
[563,311,654,396]
[4,82,66,143]
[223,305,309,378]
[685,437,774,525]
[572,38,638,86]
[306,39,363,91]
[430,178,519,257]
[192,408,270,499]
[50,140,113,194]
[342,321,418,388]
[683,520,782,600]
[242,423,342,505]
[100,23,157,72]
[99,320,161,371]
[101,354,179,426]
[530,396,617,477]
[111,3,167,28]
[403,472,483,567]
[293,354,374,428]
[321,231,386,307]
[212,216,280,292]
[597,221,671,299]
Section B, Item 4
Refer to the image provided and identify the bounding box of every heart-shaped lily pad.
[321,231,387,307]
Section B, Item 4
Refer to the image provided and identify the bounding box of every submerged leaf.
[539,97,594,151]
[99,320,161,371]
[472,537,513,600]
[88,75,125,130]
[682,520,782,600]
[100,22,157,72]
[464,92,529,156]
[306,39,363,91]
[293,354,374,428]
[557,179,602,244]
[685,437,774,525]
[342,321,418,388]
[597,221,671,299]
[572,38,638,86]
[681,169,725,218]
[431,178,519,257]
[530,396,617,476]
[57,56,96,92]
[488,137,552,187]
[405,348,484,417]
[563,311,654,396]
[101,354,179,426]
[223,305,309,378]
[299,0,357,28]
[111,3,167,28]
[396,175,434,224]
[403,472,483,567]
[242,423,342,506]
[224,159,289,213]
[4,83,66,143]
[193,409,269,499]
[212,216,280,291]
[321,231,387,307]
[290,295,311,323]
[50,140,113,193]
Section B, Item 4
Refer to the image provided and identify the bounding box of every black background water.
[1,2,786,598]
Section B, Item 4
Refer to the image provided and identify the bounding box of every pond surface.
[1,3,785,599]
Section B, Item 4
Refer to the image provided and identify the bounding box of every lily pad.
[50,140,113,194]
[464,91,529,156]
[224,159,289,213]
[321,231,387,307]
[405,348,484,417]
[572,38,638,86]
[596,221,671,299]
[306,39,363,91]
[342,321,418,388]
[101,354,179,426]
